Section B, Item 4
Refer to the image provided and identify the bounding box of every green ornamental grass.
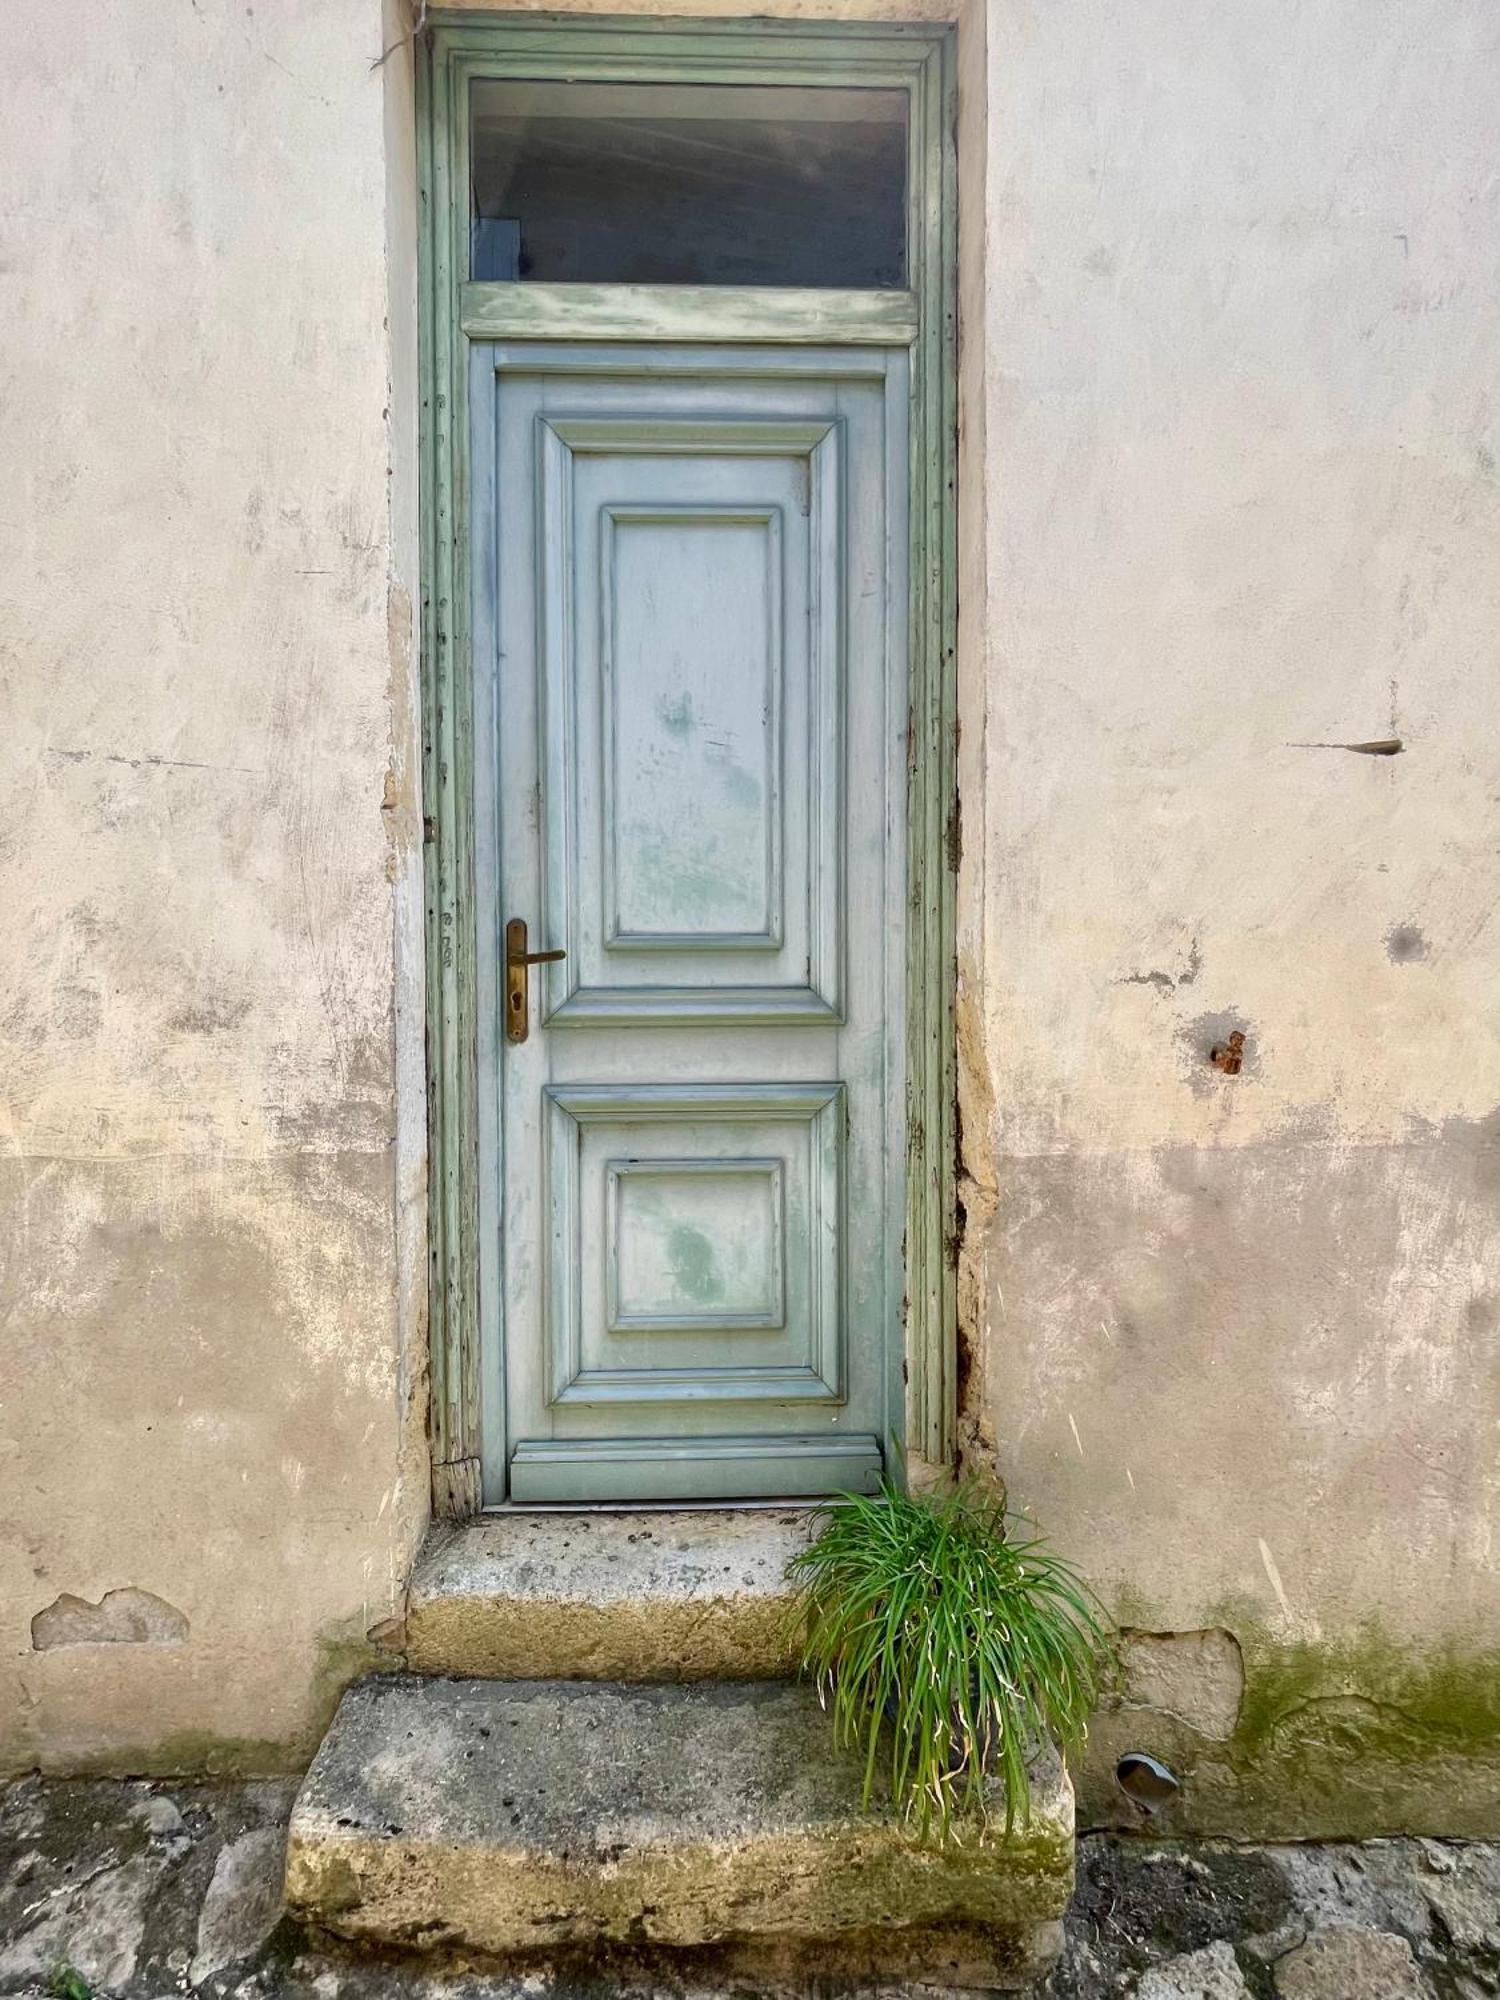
[789,1477,1112,1843]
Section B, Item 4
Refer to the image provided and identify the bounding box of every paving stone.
[0,1851,159,1993]
[1273,1927,1431,2000]
[1268,1841,1433,1941]
[1418,1845,1500,1951]
[191,1827,288,1982]
[4,1774,1500,2000]
[130,1795,188,1841]
[1136,1939,1252,1998]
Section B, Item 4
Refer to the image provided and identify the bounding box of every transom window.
[469,80,909,288]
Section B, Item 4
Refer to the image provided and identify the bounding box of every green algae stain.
[1081,1610,1500,1839]
[1231,1624,1500,1760]
[667,1224,723,1305]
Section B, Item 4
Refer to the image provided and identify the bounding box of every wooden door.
[472,342,907,1503]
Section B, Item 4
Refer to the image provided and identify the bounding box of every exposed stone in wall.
[1136,1940,1250,2000]
[31,1591,188,1651]
[1117,1630,1245,1743]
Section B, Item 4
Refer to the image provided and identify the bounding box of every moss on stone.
[1230,1623,1500,1758]
[1079,1614,1500,1839]
[286,1676,1076,1957]
[52,1731,299,1780]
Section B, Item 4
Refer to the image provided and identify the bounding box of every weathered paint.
[421,18,959,1495]
[0,0,429,1772]
[460,282,920,344]
[475,345,908,1501]
[956,0,1500,1828]
[4,0,1498,1829]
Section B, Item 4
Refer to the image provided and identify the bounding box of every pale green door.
[472,342,908,1504]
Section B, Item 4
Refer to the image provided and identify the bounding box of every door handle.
[504,917,566,1044]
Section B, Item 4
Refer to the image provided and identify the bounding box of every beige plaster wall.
[0,0,428,1771]
[5,0,1495,1833]
[959,0,1500,1830]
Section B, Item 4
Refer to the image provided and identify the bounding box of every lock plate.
[504,918,567,1044]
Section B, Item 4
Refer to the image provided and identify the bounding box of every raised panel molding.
[544,415,840,454]
[543,1084,844,1407]
[606,1160,787,1332]
[535,408,846,1027]
[602,504,785,951]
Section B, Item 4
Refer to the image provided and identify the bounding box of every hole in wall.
[1115,1752,1181,1814]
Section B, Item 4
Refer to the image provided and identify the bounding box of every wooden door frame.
[418,11,958,1518]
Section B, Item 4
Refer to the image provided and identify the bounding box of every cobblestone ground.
[2,1778,1496,2000]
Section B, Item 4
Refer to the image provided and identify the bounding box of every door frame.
[418,11,958,1517]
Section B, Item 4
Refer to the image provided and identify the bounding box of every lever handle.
[504,918,566,1043]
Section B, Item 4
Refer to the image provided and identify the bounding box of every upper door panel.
[514,383,850,1025]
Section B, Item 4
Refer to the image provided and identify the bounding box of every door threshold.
[408,1506,818,1678]
[478,1496,830,1516]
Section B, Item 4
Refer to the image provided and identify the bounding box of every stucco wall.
[0,0,428,1771]
[5,0,1496,1832]
[959,0,1500,1831]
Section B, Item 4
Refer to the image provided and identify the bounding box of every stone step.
[285,1675,1074,1987]
[405,1510,813,1680]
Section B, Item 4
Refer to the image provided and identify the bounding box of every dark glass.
[469,80,908,288]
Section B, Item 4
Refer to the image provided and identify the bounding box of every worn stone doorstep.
[284,1675,1074,1971]
[405,1510,815,1679]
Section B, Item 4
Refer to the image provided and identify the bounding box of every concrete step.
[405,1511,813,1680]
[285,1675,1074,1987]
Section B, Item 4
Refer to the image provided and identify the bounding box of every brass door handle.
[504,918,566,1043]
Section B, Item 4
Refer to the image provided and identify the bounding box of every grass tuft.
[788,1477,1113,1843]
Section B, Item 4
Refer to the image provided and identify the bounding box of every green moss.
[1081,1613,1500,1839]
[38,1729,300,1780]
[1230,1623,1500,1758]
[1103,1584,1166,1632]
[310,1624,400,1728]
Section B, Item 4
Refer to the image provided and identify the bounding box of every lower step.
[286,1675,1074,1985]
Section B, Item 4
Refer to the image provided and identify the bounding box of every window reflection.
[470,81,909,288]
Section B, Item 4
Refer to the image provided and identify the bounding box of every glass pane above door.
[469,80,908,288]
